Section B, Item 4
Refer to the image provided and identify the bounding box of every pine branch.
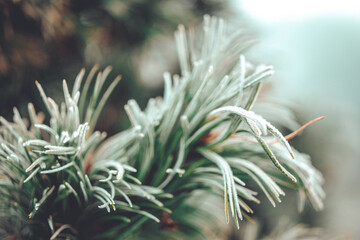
[0,15,325,239]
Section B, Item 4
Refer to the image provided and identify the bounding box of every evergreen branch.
[0,15,325,239]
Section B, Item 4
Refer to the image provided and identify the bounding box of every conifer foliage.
[0,16,324,239]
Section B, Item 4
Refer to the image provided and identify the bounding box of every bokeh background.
[240,1,360,238]
[1,0,359,238]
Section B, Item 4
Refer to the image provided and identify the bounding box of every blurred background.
[1,0,359,238]
[240,1,360,238]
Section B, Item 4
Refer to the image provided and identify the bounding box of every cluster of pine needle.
[0,16,324,239]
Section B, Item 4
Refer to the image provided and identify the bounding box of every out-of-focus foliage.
[0,0,227,126]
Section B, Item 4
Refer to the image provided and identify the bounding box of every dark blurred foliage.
[0,0,228,132]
